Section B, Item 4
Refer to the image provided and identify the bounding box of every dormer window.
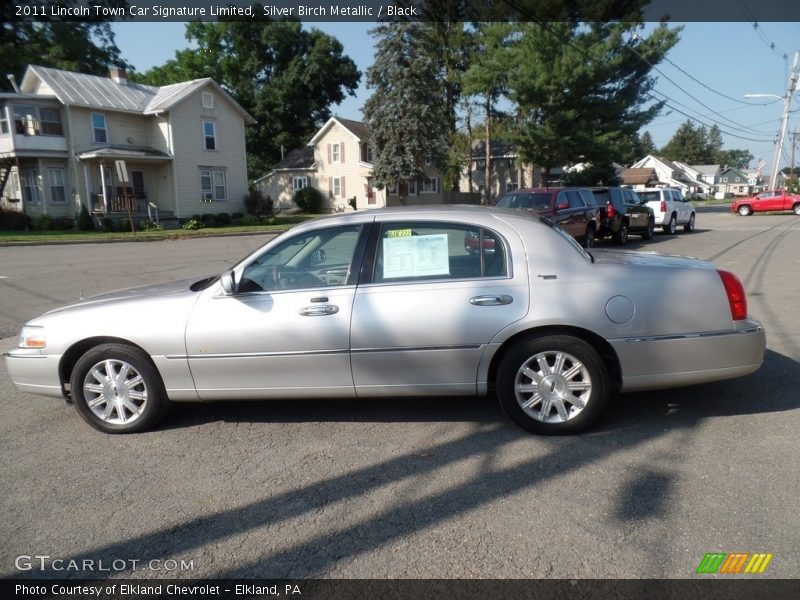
[92,112,107,143]
[202,92,214,109]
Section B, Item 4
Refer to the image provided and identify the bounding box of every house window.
[408,180,417,195]
[47,168,66,203]
[331,143,341,163]
[506,182,519,192]
[21,168,40,203]
[202,92,214,109]
[0,110,9,135]
[722,177,728,183]
[734,177,740,182]
[203,121,216,150]
[421,177,438,193]
[132,171,145,199]
[200,168,226,201]
[91,113,107,143]
[39,108,63,136]
[332,177,342,198]
[14,105,37,135]
[292,176,308,191]
[360,142,373,163]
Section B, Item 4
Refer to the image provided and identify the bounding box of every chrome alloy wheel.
[514,350,592,423]
[83,359,148,425]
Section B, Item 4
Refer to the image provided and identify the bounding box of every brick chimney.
[109,67,127,85]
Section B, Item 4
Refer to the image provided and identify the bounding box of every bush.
[231,212,244,220]
[31,213,53,231]
[76,204,95,231]
[293,186,325,213]
[138,218,161,231]
[235,215,262,226]
[216,212,231,226]
[182,218,204,230]
[50,216,75,230]
[100,216,115,232]
[243,189,274,218]
[0,208,29,230]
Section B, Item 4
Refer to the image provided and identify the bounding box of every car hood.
[40,277,212,317]
[590,249,712,270]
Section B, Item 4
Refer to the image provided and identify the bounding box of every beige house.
[1,65,254,222]
[256,117,464,212]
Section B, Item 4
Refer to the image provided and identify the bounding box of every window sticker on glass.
[383,233,450,279]
[387,229,413,238]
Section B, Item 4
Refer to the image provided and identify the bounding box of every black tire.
[684,213,696,232]
[613,221,629,245]
[496,335,610,435]
[642,217,655,240]
[70,343,170,433]
[793,203,800,216]
[582,226,596,249]
[738,205,752,216]
[664,214,677,234]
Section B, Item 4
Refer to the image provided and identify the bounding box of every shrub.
[0,209,29,230]
[76,204,95,231]
[100,216,115,232]
[236,215,262,226]
[231,212,244,220]
[182,218,204,230]
[293,186,325,213]
[243,189,274,218]
[50,216,75,230]
[138,218,161,231]
[216,212,231,226]
[31,213,53,231]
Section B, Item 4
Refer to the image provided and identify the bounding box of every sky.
[112,20,800,172]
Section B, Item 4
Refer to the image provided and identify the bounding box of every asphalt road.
[1,208,799,580]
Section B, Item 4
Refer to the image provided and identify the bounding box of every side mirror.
[310,248,327,265]
[220,270,237,295]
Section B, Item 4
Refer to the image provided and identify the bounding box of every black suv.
[591,187,655,245]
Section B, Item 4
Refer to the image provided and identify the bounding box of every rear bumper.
[610,321,766,392]
[4,351,64,398]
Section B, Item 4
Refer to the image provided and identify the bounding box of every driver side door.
[185,224,367,399]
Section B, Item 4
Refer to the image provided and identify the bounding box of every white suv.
[637,188,696,234]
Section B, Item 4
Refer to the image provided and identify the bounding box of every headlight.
[18,325,46,349]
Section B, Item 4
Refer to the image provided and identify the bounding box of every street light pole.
[745,51,800,190]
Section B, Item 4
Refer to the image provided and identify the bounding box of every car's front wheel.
[70,343,170,433]
[684,213,696,232]
[496,335,610,435]
[738,205,752,216]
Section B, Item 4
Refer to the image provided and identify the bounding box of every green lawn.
[0,214,321,244]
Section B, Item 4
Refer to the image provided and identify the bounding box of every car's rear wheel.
[70,343,169,433]
[613,221,628,245]
[582,225,596,248]
[684,213,696,232]
[793,203,800,216]
[496,335,610,435]
[738,205,752,216]
[664,214,677,234]
[642,217,655,240]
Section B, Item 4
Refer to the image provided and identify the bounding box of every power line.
[735,0,790,64]
[660,55,774,106]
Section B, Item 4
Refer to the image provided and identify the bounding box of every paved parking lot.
[1,207,799,579]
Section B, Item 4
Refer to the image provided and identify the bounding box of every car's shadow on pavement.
[159,349,798,433]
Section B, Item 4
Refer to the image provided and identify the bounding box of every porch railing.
[91,193,148,214]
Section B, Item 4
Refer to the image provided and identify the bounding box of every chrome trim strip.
[4,352,48,359]
[351,345,483,353]
[170,344,483,360]
[619,325,763,344]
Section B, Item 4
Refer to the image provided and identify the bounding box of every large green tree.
[660,120,709,163]
[510,21,680,181]
[132,18,359,176]
[0,1,130,88]
[363,22,449,201]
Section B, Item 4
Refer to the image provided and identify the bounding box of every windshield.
[495,192,552,211]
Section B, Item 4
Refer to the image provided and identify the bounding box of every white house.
[1,65,254,221]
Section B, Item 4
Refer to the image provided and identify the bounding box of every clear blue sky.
[112,21,800,172]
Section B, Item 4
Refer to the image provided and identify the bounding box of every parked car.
[636,187,696,233]
[493,187,600,247]
[5,206,765,436]
[590,187,655,245]
[730,189,800,216]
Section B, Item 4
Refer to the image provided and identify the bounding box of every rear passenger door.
[350,220,529,396]
[623,189,649,229]
[553,190,589,239]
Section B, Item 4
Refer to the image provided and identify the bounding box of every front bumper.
[610,320,766,392]
[4,350,65,398]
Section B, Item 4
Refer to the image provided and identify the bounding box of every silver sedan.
[5,206,766,435]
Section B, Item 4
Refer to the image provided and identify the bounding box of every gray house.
[1,65,255,222]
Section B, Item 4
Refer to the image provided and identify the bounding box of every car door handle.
[470,295,513,306]
[299,305,339,316]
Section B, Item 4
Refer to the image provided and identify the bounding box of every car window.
[496,192,552,211]
[673,190,685,202]
[239,225,363,292]
[579,189,597,207]
[565,190,585,208]
[623,190,638,206]
[373,222,507,283]
[592,189,610,204]
[637,191,659,203]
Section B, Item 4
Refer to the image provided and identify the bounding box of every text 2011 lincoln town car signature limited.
[5,206,765,435]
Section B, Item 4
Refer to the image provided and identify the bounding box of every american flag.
[756,159,766,173]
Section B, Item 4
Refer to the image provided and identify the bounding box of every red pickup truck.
[730,189,800,216]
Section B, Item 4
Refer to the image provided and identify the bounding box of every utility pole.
[790,129,799,192]
[768,51,799,190]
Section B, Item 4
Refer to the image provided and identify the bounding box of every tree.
[132,18,360,176]
[510,21,680,182]
[363,22,449,202]
[716,149,754,170]
[660,120,709,163]
[0,1,130,88]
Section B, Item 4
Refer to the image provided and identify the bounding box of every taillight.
[718,270,747,321]
[606,201,616,218]
[660,200,667,213]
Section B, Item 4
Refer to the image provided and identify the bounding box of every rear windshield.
[495,192,552,211]
[637,191,661,202]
